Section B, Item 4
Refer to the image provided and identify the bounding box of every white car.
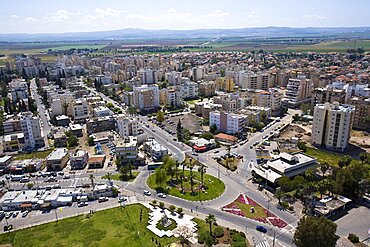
[143,190,152,196]
[157,193,167,198]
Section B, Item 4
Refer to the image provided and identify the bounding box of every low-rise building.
[86,116,116,134]
[143,138,168,161]
[252,152,317,184]
[87,155,106,168]
[46,148,69,170]
[0,156,13,173]
[70,150,89,169]
[3,133,24,152]
[69,124,83,137]
[116,137,138,164]
[116,115,139,137]
[93,106,112,117]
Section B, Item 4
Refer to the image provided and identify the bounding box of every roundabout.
[147,170,225,202]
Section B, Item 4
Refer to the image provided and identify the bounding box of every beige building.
[46,148,70,170]
[311,102,354,152]
[133,84,160,111]
[215,77,235,92]
[199,81,216,97]
[311,86,346,113]
[238,72,273,90]
[283,75,313,107]
[348,97,370,131]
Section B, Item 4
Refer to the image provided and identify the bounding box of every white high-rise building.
[116,115,140,137]
[283,75,313,107]
[238,71,273,90]
[209,111,246,134]
[180,80,199,99]
[139,68,158,84]
[20,112,45,150]
[311,102,354,152]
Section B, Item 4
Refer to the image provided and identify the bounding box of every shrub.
[348,233,359,243]
[279,201,290,210]
[214,226,224,238]
[176,207,183,215]
[152,200,157,205]
[159,202,165,208]
[169,205,176,213]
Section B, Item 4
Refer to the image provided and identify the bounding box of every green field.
[147,170,225,201]
[13,149,53,161]
[101,172,139,182]
[284,40,370,52]
[305,147,362,167]
[0,204,176,247]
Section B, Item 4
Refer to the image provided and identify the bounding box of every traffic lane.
[127,183,293,247]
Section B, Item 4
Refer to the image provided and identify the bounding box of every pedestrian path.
[255,240,270,247]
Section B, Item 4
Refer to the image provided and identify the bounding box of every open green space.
[235,202,267,219]
[147,170,225,201]
[305,147,361,167]
[0,204,176,247]
[284,40,370,52]
[13,149,53,161]
[102,172,139,182]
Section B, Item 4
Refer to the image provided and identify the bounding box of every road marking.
[255,240,269,247]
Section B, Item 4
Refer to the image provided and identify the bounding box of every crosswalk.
[255,240,269,247]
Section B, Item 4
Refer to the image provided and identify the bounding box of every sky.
[0,0,369,34]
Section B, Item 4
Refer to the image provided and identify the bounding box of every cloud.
[303,14,328,20]
[45,9,73,23]
[24,17,39,22]
[10,15,19,18]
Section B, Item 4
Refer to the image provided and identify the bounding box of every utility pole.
[54,208,58,222]
[272,231,276,247]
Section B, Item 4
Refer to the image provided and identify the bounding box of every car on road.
[78,202,88,207]
[58,172,64,176]
[118,196,127,203]
[192,151,198,156]
[152,129,156,132]
[20,177,30,183]
[213,150,219,153]
[63,174,70,179]
[46,177,57,182]
[5,212,13,219]
[157,193,167,198]
[143,190,152,196]
[13,211,19,218]
[22,211,29,217]
[256,225,267,233]
[98,197,109,203]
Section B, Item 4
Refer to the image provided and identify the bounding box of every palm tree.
[274,188,284,204]
[343,155,352,168]
[127,162,133,178]
[320,162,330,178]
[106,172,111,182]
[359,153,368,165]
[198,164,206,189]
[89,174,95,188]
[188,163,194,193]
[119,166,129,179]
[205,214,216,235]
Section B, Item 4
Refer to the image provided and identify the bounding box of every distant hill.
[0,27,370,42]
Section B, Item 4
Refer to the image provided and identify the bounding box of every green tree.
[156,110,165,123]
[89,174,95,188]
[87,136,94,146]
[205,214,217,236]
[300,103,310,115]
[154,168,167,189]
[210,124,218,134]
[320,162,330,178]
[274,188,284,204]
[163,156,176,179]
[294,216,339,247]
[359,152,368,165]
[198,164,206,189]
[177,119,183,141]
[65,131,78,147]
[119,165,129,178]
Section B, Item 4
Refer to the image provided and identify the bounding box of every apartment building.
[50,91,75,117]
[194,101,223,120]
[348,97,370,131]
[72,99,89,123]
[213,95,238,112]
[8,79,28,102]
[283,75,313,107]
[257,88,283,116]
[312,102,354,152]
[139,68,158,84]
[199,81,216,97]
[159,87,182,108]
[311,86,346,113]
[180,80,199,99]
[116,115,139,137]
[165,71,182,86]
[115,137,138,163]
[86,116,116,134]
[46,148,70,170]
[209,111,246,134]
[143,138,168,162]
[93,106,112,117]
[70,150,89,169]
[19,112,45,151]
[133,84,160,111]
[215,77,235,92]
[238,71,273,90]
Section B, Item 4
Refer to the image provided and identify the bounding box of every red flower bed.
[236,194,247,204]
[268,218,288,228]
[246,197,259,206]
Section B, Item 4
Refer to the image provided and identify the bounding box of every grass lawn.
[0,204,177,247]
[147,170,225,201]
[305,147,361,167]
[185,99,201,105]
[101,172,139,182]
[13,149,53,161]
[235,202,267,219]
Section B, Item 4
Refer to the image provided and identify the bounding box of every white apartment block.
[9,79,29,102]
[209,111,246,134]
[283,75,313,107]
[139,68,158,84]
[50,91,75,117]
[238,71,273,90]
[180,81,199,99]
[20,112,45,151]
[73,99,89,122]
[93,106,112,117]
[312,102,354,152]
[192,66,205,81]
[257,88,283,116]
[133,84,160,111]
[165,71,182,86]
[116,115,140,137]
[160,87,182,108]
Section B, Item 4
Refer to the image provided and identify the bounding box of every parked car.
[256,225,267,233]
[20,177,30,183]
[118,196,127,203]
[5,212,13,219]
[78,202,88,207]
[46,178,57,182]
[22,211,29,217]
[98,197,109,203]
[143,190,151,196]
[63,174,70,179]
[157,193,167,198]
[13,211,19,218]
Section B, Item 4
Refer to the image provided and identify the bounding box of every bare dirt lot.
[165,113,203,134]
[279,124,312,143]
[349,130,370,153]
